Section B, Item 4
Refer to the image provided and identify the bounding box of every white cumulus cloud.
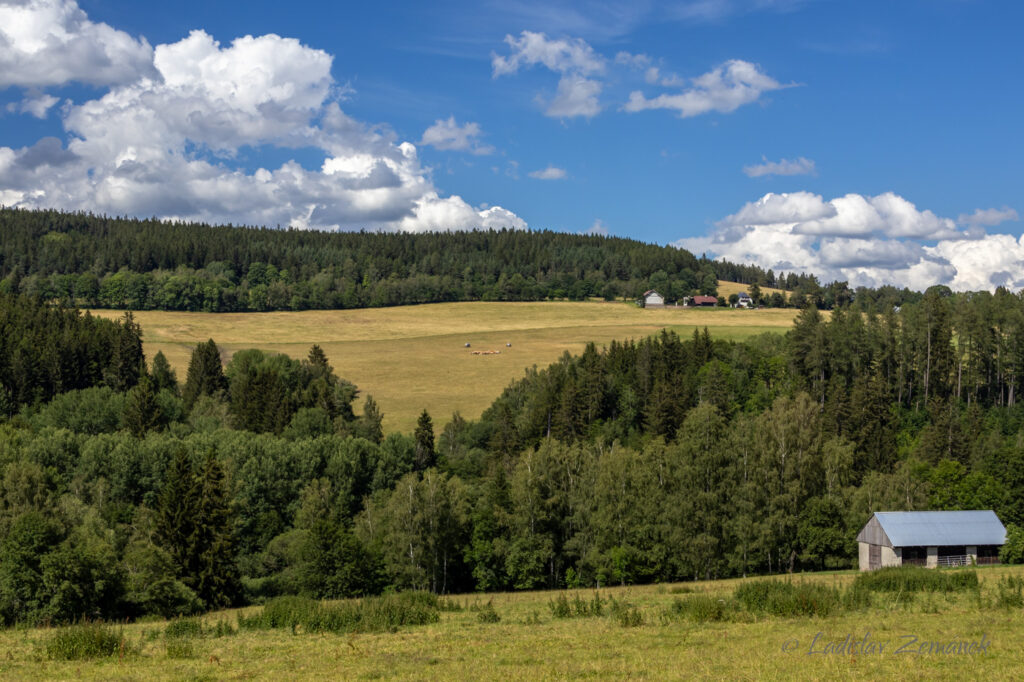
[546,74,602,118]
[492,30,605,119]
[6,93,59,118]
[0,2,524,232]
[0,0,155,87]
[679,190,1024,292]
[958,206,1019,228]
[419,116,493,154]
[492,30,605,77]
[624,59,787,117]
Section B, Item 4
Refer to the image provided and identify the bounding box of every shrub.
[547,592,604,619]
[608,597,643,627]
[995,576,1024,609]
[165,617,203,639]
[238,591,439,634]
[165,638,195,659]
[853,566,979,594]
[210,619,237,637]
[733,580,840,618]
[548,594,571,618]
[841,584,872,611]
[46,622,127,660]
[663,595,732,623]
[476,602,501,623]
[438,597,464,612]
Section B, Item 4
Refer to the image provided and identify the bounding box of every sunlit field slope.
[93,301,803,432]
[3,566,1023,681]
[717,279,790,300]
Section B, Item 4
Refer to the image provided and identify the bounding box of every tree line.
[0,207,911,311]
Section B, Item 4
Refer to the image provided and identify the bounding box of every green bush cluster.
[663,594,733,623]
[548,592,605,619]
[607,597,643,627]
[995,576,1024,609]
[476,602,501,623]
[733,579,841,618]
[238,591,440,634]
[852,566,979,594]
[45,622,129,660]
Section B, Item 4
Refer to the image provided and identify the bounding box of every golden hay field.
[716,279,790,300]
[3,566,1022,681]
[93,301,803,433]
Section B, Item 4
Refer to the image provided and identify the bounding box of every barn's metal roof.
[862,510,1006,547]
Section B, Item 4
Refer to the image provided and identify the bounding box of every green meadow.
[3,565,1022,681]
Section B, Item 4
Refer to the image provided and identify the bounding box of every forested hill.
[0,207,868,311]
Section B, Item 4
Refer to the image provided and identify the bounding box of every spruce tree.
[106,312,145,391]
[156,449,201,585]
[182,339,227,411]
[359,395,384,444]
[307,344,331,377]
[194,453,241,608]
[414,409,436,471]
[155,449,240,610]
[150,351,178,394]
[123,375,161,436]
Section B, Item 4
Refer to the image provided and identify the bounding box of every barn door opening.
[869,544,881,570]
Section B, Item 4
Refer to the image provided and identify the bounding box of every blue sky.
[0,0,1021,290]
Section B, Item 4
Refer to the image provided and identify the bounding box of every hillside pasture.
[92,301,803,432]
[2,566,1022,680]
[717,279,790,301]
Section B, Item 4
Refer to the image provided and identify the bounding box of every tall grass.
[663,594,733,623]
[238,592,440,634]
[853,566,979,594]
[46,622,129,660]
[548,592,605,619]
[995,576,1024,609]
[733,580,841,618]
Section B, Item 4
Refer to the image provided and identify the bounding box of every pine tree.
[307,344,331,377]
[194,453,241,608]
[359,395,384,444]
[123,375,161,436]
[156,449,201,584]
[150,351,178,395]
[155,449,240,610]
[106,312,145,391]
[414,409,436,471]
[182,339,227,411]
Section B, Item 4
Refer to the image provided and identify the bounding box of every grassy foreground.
[92,301,802,432]
[3,566,1023,681]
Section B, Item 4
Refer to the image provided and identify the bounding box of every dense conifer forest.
[0,207,894,310]
[3,284,1024,625]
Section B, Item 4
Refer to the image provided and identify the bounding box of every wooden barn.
[856,510,1006,571]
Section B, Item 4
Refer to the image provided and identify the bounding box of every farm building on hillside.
[856,510,1006,571]
[736,292,752,308]
[640,290,665,308]
[685,295,718,307]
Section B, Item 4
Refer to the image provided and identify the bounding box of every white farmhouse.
[641,290,665,308]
